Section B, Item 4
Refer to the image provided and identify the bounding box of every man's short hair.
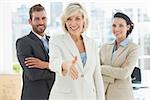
[29,4,45,20]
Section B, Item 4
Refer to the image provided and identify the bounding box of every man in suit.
[16,4,55,100]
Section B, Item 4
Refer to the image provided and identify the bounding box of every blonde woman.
[48,3,105,100]
[26,3,105,100]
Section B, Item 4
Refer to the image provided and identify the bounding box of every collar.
[32,30,46,40]
[110,38,129,47]
[118,38,129,47]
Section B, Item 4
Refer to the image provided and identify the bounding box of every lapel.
[28,31,48,55]
[106,43,114,65]
[46,35,50,42]
[111,45,126,64]
[81,34,91,72]
[62,34,84,72]
[46,35,50,53]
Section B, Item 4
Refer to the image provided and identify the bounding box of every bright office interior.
[0,0,150,100]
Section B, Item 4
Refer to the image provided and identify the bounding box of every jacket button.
[81,74,84,77]
[93,88,95,92]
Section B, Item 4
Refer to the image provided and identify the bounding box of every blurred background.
[0,0,150,100]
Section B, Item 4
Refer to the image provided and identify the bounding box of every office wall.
[0,2,13,74]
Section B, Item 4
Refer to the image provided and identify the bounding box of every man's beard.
[33,25,46,34]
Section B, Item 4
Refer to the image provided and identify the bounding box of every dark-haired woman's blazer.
[99,41,139,100]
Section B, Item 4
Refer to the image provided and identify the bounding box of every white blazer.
[49,33,105,100]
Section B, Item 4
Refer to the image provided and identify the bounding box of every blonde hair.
[61,3,88,33]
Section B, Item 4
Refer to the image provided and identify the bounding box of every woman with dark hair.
[99,12,139,100]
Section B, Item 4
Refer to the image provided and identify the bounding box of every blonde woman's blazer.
[99,41,139,100]
[49,34,105,100]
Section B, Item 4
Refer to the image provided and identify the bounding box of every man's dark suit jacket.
[16,31,55,100]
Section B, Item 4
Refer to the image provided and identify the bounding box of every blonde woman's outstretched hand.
[62,56,78,80]
[69,56,78,80]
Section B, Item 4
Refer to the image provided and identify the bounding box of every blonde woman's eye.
[76,17,81,20]
[67,18,71,21]
[112,24,116,27]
